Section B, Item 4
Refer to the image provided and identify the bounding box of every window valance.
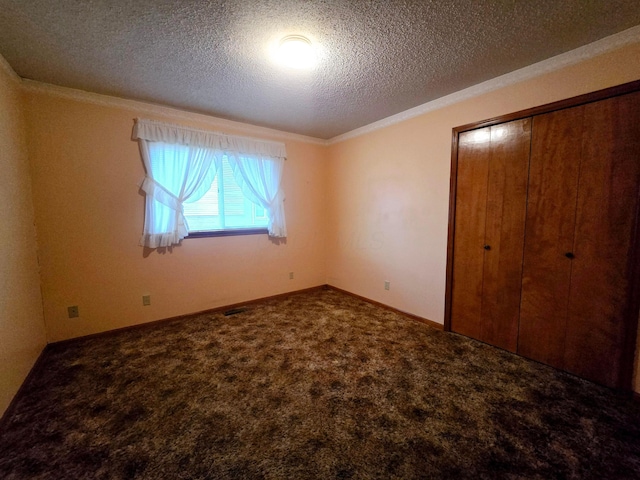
[132,118,287,159]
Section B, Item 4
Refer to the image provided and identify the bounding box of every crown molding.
[10,24,640,147]
[20,80,328,146]
[328,25,640,145]
[0,52,21,84]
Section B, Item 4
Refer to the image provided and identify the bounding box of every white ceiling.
[0,1,639,140]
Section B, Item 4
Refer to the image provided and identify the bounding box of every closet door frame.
[444,79,640,391]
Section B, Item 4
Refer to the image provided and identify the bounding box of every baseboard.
[51,285,328,348]
[0,345,49,431]
[325,285,443,330]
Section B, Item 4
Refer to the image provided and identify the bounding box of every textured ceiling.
[0,1,639,139]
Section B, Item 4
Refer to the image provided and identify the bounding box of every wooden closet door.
[520,91,640,387]
[451,119,530,351]
[518,107,584,369]
[450,127,490,342]
[564,91,640,388]
[481,120,531,351]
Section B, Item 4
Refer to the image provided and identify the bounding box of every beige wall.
[326,42,640,391]
[23,91,327,343]
[0,64,47,415]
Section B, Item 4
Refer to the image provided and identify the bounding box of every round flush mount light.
[275,35,317,69]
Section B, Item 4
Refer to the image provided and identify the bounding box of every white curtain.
[133,118,287,247]
[137,140,218,248]
[228,154,287,237]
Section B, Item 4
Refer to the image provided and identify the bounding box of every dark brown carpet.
[1,289,639,479]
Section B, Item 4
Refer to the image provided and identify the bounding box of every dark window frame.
[185,228,268,239]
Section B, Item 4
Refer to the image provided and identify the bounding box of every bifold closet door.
[518,107,584,369]
[451,119,531,352]
[563,91,640,387]
[520,91,640,388]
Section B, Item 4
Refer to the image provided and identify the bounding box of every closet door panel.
[518,107,584,368]
[564,91,640,387]
[481,119,531,351]
[450,128,490,339]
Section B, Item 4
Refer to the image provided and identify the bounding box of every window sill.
[185,228,268,239]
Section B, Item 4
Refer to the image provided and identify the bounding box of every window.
[183,156,269,233]
[133,118,287,248]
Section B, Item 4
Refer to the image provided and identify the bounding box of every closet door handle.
[484,245,491,250]
[565,252,575,259]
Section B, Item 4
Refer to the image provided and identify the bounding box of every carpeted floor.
[1,289,640,479]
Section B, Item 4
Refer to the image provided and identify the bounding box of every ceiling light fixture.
[276,35,316,70]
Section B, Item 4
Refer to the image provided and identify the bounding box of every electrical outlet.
[289,272,294,280]
[142,295,151,306]
[384,281,390,291]
[67,305,79,318]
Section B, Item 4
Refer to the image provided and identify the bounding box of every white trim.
[20,80,328,146]
[0,52,21,84]
[328,25,640,145]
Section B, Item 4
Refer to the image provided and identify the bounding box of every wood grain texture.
[448,80,640,390]
[518,107,584,369]
[450,127,490,340]
[450,121,530,351]
[481,120,531,352]
[564,91,640,388]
